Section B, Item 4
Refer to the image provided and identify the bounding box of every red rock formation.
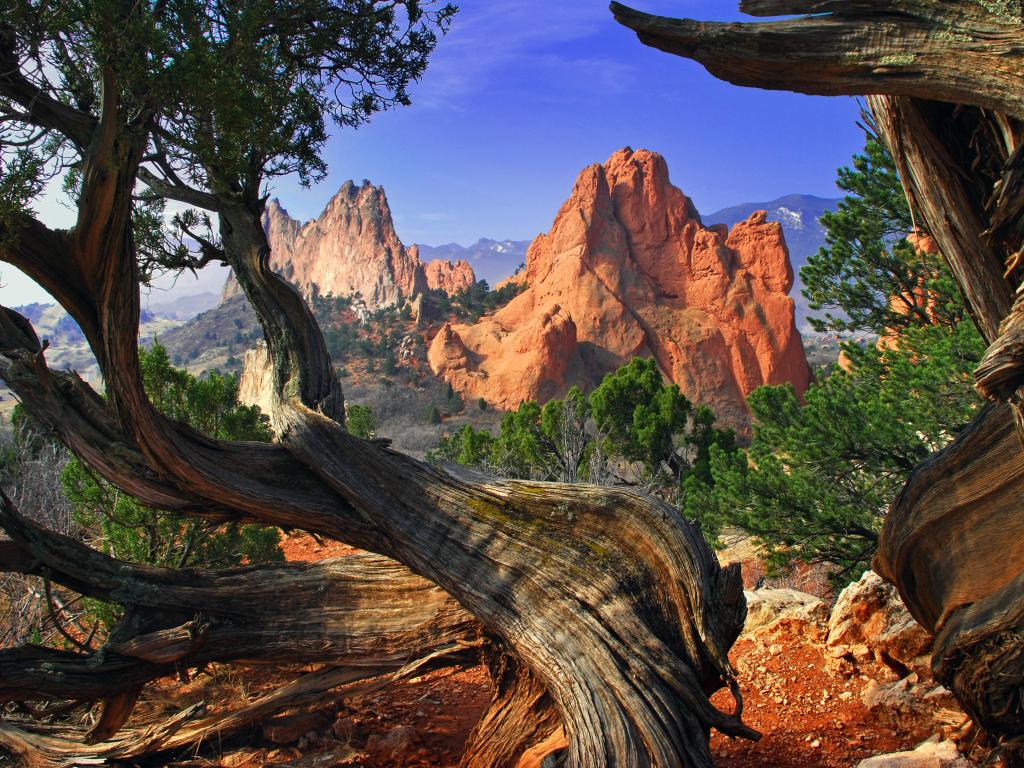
[423,257,476,294]
[222,182,471,307]
[428,148,812,431]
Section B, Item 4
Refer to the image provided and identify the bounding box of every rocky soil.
[137,536,974,768]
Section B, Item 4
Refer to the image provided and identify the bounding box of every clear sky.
[4,0,865,306]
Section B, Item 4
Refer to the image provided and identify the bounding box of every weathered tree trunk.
[611,0,1024,760]
[0,40,757,768]
[876,403,1024,764]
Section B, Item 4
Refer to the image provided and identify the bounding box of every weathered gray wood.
[876,403,1024,762]
[610,1,1024,121]
[868,95,1015,344]
[0,15,760,765]
[0,493,476,706]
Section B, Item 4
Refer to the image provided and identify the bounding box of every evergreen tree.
[801,128,967,336]
[62,344,282,574]
[687,132,985,582]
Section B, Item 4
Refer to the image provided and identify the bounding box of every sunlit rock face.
[423,256,475,294]
[428,148,811,431]
[222,182,473,308]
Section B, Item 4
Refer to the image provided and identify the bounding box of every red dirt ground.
[181,534,950,767]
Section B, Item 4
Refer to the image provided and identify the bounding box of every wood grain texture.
[610,1,1024,121]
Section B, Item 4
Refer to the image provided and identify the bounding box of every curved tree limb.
[0,490,477,712]
[610,1,1024,121]
[0,15,760,764]
[0,25,97,151]
[876,403,1024,756]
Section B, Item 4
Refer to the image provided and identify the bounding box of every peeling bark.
[0,493,476,706]
[0,10,765,763]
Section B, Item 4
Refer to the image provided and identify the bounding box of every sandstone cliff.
[222,181,474,308]
[238,343,275,419]
[423,256,476,294]
[428,148,811,431]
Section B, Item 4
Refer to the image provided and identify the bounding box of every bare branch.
[610,1,1024,120]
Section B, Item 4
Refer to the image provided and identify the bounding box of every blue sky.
[5,0,865,306]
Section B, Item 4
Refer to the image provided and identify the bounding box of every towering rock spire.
[428,147,811,431]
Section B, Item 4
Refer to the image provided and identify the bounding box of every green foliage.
[346,404,376,439]
[689,322,983,581]
[426,404,442,424]
[62,344,282,581]
[800,129,966,336]
[589,358,690,472]
[425,279,525,321]
[140,343,271,440]
[428,424,495,467]
[2,0,456,282]
[0,150,45,233]
[428,363,721,488]
[685,130,986,582]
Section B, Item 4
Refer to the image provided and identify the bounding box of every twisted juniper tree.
[612,1,1024,762]
[0,2,756,766]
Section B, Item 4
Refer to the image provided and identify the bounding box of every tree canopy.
[800,128,967,336]
[0,4,759,765]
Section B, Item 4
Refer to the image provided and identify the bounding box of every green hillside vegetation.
[429,358,736,502]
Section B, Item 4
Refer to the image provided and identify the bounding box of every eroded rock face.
[854,738,967,768]
[827,570,933,678]
[423,256,475,294]
[742,588,825,637]
[428,148,811,429]
[222,183,472,308]
[238,343,275,419]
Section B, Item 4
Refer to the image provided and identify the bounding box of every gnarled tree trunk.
[611,0,1024,760]
[0,25,756,767]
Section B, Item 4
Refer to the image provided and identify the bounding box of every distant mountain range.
[703,194,840,273]
[13,303,182,384]
[415,238,530,289]
[703,194,842,329]
[145,291,220,320]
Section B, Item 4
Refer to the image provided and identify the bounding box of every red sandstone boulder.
[428,147,812,431]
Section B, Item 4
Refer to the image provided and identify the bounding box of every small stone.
[261,712,331,745]
[366,725,416,762]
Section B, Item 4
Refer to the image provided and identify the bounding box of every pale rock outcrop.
[742,588,825,636]
[238,344,275,420]
[827,570,932,678]
[428,148,811,430]
[423,256,476,294]
[855,738,968,768]
[222,182,472,308]
[429,305,581,409]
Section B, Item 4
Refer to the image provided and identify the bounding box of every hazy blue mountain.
[704,194,842,329]
[10,304,181,384]
[146,291,221,320]
[416,238,530,289]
